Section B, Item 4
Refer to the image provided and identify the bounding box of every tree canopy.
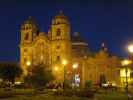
[24,64,54,89]
[0,62,22,83]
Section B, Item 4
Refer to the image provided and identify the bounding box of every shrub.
[85,80,92,89]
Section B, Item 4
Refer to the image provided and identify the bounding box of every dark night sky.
[0,0,132,61]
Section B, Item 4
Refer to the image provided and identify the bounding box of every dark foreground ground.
[0,88,132,100]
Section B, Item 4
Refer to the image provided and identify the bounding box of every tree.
[85,80,92,89]
[0,63,22,83]
[24,64,54,89]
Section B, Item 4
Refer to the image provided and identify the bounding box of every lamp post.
[121,59,130,96]
[26,61,31,75]
[128,44,133,74]
[72,63,78,88]
[128,44,133,54]
[127,44,133,98]
[26,61,31,67]
[62,60,67,90]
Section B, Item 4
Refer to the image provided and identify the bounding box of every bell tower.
[20,16,39,76]
[50,11,70,40]
[20,16,38,44]
[49,11,71,81]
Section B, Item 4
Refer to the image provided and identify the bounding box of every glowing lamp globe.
[54,67,58,71]
[128,44,133,53]
[26,61,31,66]
[121,59,130,66]
[72,63,78,69]
[62,60,67,65]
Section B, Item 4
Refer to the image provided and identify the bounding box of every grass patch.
[95,92,128,100]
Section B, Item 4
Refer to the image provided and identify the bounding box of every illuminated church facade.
[19,11,120,87]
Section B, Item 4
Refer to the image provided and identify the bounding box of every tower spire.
[28,16,32,19]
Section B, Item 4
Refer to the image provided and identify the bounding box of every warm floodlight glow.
[120,68,131,77]
[54,66,58,71]
[128,44,133,53]
[26,61,31,66]
[72,63,78,69]
[121,59,131,66]
[62,60,67,65]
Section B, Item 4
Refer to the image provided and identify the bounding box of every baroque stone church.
[19,11,120,87]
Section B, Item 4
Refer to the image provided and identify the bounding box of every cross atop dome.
[59,10,63,14]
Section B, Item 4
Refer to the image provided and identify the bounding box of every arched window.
[56,28,61,36]
[25,33,29,40]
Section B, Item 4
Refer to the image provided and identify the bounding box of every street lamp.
[62,60,67,66]
[121,59,130,96]
[121,60,130,66]
[26,61,31,66]
[128,44,133,71]
[128,44,133,53]
[73,63,78,69]
[127,44,133,97]
[62,60,67,89]
[54,66,59,71]
[72,63,78,88]
[26,61,32,76]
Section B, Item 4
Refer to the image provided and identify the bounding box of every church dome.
[72,32,88,46]
[52,11,70,25]
[72,32,84,42]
